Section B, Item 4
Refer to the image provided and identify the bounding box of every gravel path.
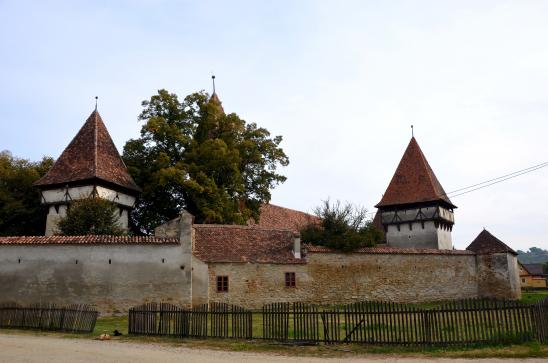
[0,334,545,363]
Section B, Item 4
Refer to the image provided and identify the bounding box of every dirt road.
[0,334,545,363]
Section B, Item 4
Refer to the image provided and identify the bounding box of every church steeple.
[376,137,455,209]
[34,110,140,193]
[207,76,224,114]
[376,137,455,250]
[34,109,140,235]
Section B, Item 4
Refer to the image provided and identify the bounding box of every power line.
[447,162,548,198]
[444,161,548,196]
[366,160,548,215]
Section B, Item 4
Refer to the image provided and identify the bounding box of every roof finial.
[411,124,414,138]
[211,74,216,94]
[95,96,98,111]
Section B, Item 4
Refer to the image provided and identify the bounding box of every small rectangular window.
[217,276,229,292]
[285,272,296,288]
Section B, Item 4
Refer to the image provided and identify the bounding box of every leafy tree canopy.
[0,151,53,236]
[57,197,125,236]
[300,199,383,252]
[123,90,289,234]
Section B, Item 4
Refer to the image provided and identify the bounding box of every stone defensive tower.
[375,137,456,249]
[33,110,141,235]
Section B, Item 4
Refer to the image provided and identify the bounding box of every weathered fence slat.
[0,303,97,333]
[128,302,252,339]
[127,297,548,346]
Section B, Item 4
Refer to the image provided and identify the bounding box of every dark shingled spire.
[208,75,224,113]
[209,91,224,114]
[209,92,223,106]
[466,229,517,255]
[33,110,141,193]
[376,137,455,208]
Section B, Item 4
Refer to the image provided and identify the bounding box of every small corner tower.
[375,137,456,249]
[33,110,141,235]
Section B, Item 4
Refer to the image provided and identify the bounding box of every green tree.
[57,198,125,235]
[0,151,54,236]
[123,90,289,234]
[300,200,383,252]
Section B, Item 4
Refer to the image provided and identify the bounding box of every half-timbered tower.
[375,137,456,249]
[33,110,141,235]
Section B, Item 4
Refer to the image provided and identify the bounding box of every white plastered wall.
[41,185,136,236]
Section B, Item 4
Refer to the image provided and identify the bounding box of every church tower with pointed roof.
[34,110,141,235]
[375,137,456,249]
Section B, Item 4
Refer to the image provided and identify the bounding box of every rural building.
[0,99,522,314]
[519,263,548,289]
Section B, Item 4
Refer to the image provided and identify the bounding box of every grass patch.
[92,316,128,337]
[521,291,548,304]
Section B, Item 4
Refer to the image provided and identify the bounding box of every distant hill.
[517,247,548,264]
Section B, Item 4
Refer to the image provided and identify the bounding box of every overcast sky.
[1,1,546,250]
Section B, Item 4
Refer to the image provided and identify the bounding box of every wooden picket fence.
[129,302,252,339]
[128,297,548,346]
[0,303,98,333]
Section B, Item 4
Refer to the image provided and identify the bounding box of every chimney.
[293,232,301,259]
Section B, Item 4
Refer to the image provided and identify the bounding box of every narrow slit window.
[216,276,229,292]
[285,272,296,288]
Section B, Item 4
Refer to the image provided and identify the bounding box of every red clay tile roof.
[304,244,474,255]
[466,229,517,255]
[33,110,140,193]
[376,137,455,208]
[0,235,179,245]
[248,204,319,232]
[193,224,304,264]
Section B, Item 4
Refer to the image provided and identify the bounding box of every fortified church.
[0,93,521,314]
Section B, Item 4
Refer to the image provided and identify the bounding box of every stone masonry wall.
[207,252,482,309]
[207,263,308,307]
[154,211,194,307]
[304,253,479,304]
[192,256,210,306]
[476,253,521,300]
